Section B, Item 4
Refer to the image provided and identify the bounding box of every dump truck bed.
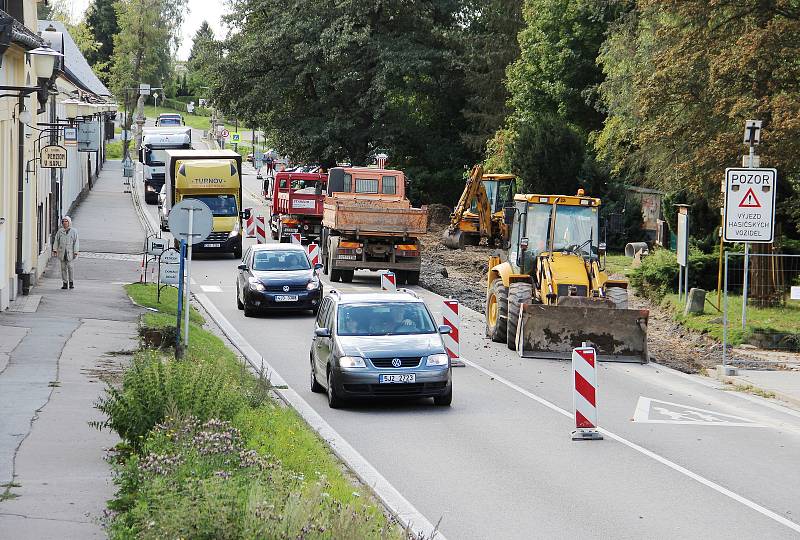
[323,195,427,236]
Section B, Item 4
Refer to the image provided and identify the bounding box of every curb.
[708,370,800,411]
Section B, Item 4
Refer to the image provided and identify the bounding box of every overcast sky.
[63,0,229,61]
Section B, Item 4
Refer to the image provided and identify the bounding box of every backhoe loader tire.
[485,280,509,343]
[507,282,533,350]
[606,286,628,309]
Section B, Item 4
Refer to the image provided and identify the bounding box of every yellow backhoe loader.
[442,165,517,249]
[485,191,649,362]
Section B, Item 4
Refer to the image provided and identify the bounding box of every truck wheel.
[340,270,354,283]
[606,286,628,309]
[485,279,508,343]
[507,282,533,351]
[406,271,420,285]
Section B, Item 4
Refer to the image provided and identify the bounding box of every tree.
[210,0,471,203]
[85,0,120,83]
[186,20,217,96]
[110,0,187,155]
[39,0,101,61]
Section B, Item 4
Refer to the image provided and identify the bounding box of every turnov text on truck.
[163,149,247,258]
[139,127,192,204]
[320,166,427,284]
[269,169,328,243]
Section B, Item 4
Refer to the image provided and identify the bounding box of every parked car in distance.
[310,290,453,408]
[155,113,183,126]
[236,243,323,316]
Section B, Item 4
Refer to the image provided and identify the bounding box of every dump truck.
[139,127,192,204]
[163,149,245,258]
[442,165,517,249]
[485,190,649,362]
[320,166,427,284]
[269,170,327,243]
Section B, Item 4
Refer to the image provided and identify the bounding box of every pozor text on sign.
[723,167,777,243]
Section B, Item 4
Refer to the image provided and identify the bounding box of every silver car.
[310,290,453,408]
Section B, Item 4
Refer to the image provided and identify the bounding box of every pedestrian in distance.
[53,216,79,290]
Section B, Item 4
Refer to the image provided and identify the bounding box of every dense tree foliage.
[186,21,217,96]
[84,0,119,83]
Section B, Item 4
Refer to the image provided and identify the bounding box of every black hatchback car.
[236,244,323,316]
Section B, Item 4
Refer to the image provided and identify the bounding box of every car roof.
[334,292,423,304]
[250,243,306,252]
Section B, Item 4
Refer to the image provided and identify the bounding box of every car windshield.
[251,250,310,271]
[183,195,238,217]
[158,117,181,126]
[551,205,598,256]
[337,302,436,336]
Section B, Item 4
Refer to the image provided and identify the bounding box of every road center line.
[194,293,446,540]
[460,356,800,534]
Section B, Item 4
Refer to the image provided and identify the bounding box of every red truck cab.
[269,170,328,243]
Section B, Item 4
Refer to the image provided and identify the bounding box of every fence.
[722,252,800,365]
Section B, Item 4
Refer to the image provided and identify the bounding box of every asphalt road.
[136,155,800,539]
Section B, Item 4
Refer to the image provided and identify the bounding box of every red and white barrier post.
[571,343,602,440]
[442,299,465,367]
[255,216,267,244]
[307,243,320,266]
[245,209,255,238]
[290,232,302,245]
[380,271,397,292]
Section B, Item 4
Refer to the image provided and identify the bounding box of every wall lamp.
[0,42,62,108]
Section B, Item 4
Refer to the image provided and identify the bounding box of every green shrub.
[94,351,248,449]
[630,247,719,301]
[108,417,404,540]
[106,140,123,159]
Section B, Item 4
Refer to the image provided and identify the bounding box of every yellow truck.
[164,150,245,258]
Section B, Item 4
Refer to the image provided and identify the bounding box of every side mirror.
[438,325,452,335]
[503,206,515,225]
[241,208,251,220]
[598,242,607,256]
[138,149,144,163]
[314,327,331,338]
[314,263,323,271]
[237,264,247,270]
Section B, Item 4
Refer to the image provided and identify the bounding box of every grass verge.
[663,292,800,347]
[102,284,403,538]
[604,253,633,277]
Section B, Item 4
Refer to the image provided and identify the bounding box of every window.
[316,298,331,327]
[337,302,436,336]
[381,176,396,195]
[183,194,238,217]
[355,178,379,193]
[252,250,311,271]
[342,173,352,192]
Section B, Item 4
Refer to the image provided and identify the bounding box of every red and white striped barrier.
[245,210,255,238]
[381,272,397,292]
[571,344,603,440]
[442,299,465,367]
[290,232,302,245]
[255,216,268,244]
[307,243,320,266]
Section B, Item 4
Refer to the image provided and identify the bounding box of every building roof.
[38,20,111,97]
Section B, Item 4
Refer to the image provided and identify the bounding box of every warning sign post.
[723,167,776,243]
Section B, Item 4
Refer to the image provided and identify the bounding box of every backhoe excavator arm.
[443,165,492,248]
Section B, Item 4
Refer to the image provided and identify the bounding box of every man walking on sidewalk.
[53,216,79,289]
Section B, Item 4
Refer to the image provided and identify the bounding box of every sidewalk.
[0,160,145,538]
[713,367,800,409]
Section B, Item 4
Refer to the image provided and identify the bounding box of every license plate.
[337,255,357,260]
[379,374,416,384]
[275,295,299,302]
[204,243,221,248]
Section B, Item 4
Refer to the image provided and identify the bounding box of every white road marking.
[633,396,765,427]
[200,285,223,293]
[193,293,446,540]
[460,356,800,534]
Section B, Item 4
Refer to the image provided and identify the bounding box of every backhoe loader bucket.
[441,228,464,250]
[514,303,649,363]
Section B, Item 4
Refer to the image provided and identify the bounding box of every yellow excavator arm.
[443,165,492,248]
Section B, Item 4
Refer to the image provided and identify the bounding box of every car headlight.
[426,353,449,366]
[229,221,240,238]
[145,185,156,192]
[248,277,265,291]
[306,279,320,290]
[339,356,366,368]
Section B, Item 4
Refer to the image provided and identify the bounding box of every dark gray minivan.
[310,290,453,408]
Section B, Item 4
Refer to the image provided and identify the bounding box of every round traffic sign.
[221,129,230,138]
[168,199,214,244]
